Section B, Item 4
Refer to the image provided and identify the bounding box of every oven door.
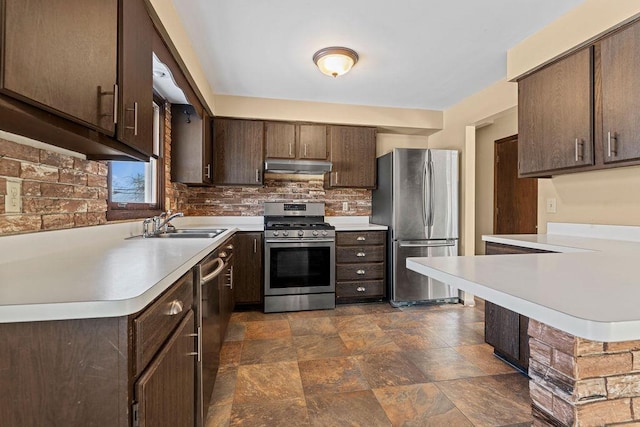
[264,239,335,296]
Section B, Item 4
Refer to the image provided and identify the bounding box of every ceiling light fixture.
[313,47,359,78]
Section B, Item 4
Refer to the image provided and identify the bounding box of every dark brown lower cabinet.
[0,270,196,426]
[135,311,195,427]
[335,231,387,303]
[233,232,263,306]
[484,242,552,372]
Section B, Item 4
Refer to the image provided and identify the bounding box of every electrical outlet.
[342,202,349,211]
[546,198,557,214]
[6,180,21,213]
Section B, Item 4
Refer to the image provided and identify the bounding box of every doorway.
[494,135,537,234]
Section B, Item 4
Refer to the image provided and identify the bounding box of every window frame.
[106,95,166,221]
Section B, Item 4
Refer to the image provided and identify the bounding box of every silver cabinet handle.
[205,164,211,179]
[608,132,617,157]
[356,286,366,292]
[166,300,184,316]
[126,102,139,136]
[335,171,339,184]
[356,269,366,275]
[289,142,292,156]
[253,238,257,253]
[304,144,307,157]
[225,266,233,289]
[356,236,366,241]
[356,252,366,257]
[574,138,584,162]
[186,326,201,360]
[255,169,260,183]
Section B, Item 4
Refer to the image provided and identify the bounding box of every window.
[107,100,164,220]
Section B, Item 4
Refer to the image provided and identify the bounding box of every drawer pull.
[356,252,366,257]
[166,300,184,316]
[356,236,366,241]
[356,286,366,292]
[356,269,366,275]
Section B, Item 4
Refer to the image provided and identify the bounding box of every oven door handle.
[264,238,336,244]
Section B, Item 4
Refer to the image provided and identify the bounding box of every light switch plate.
[546,198,557,214]
[5,180,21,213]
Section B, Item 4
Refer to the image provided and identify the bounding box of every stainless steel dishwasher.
[195,239,234,427]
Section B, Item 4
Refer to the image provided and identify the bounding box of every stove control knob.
[273,231,279,236]
[312,230,319,236]
[322,230,328,236]
[283,231,289,236]
[298,230,304,237]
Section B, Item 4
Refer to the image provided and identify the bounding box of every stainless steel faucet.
[142,211,184,237]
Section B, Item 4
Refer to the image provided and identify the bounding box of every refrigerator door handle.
[399,240,456,248]
[422,160,428,231]
[428,160,435,227]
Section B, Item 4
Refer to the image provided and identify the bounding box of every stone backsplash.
[181,173,371,217]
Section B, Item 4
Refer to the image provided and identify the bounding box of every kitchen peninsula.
[407,222,640,426]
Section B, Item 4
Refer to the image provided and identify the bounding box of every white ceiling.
[171,0,585,111]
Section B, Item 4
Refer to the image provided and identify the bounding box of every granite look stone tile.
[443,306,486,324]
[306,390,392,427]
[289,317,338,336]
[286,309,336,320]
[426,323,486,346]
[355,352,429,388]
[340,330,403,355]
[244,319,291,340]
[205,403,231,427]
[332,314,384,333]
[219,341,242,368]
[467,321,486,336]
[454,344,517,375]
[298,356,370,395]
[239,338,296,365]
[436,373,532,427]
[209,367,237,407]
[406,347,486,381]
[375,312,434,330]
[372,383,473,426]
[229,398,310,427]
[224,322,246,342]
[234,361,304,404]
[293,335,351,361]
[389,328,449,351]
[230,311,287,322]
[356,302,399,315]
[333,304,368,316]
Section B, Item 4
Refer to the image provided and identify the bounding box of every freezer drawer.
[392,240,458,304]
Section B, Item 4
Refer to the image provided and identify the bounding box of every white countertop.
[407,222,640,342]
[0,215,383,323]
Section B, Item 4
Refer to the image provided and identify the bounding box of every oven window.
[270,247,331,288]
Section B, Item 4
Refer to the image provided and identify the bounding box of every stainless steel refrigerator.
[371,148,459,306]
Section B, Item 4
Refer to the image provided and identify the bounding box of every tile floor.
[205,299,533,427]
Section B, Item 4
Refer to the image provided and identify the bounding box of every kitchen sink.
[153,228,227,238]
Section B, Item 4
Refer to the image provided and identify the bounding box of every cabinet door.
[601,21,640,163]
[118,0,153,156]
[1,0,117,134]
[298,124,327,159]
[484,301,520,359]
[234,233,263,305]
[326,126,376,188]
[265,122,296,158]
[171,105,212,185]
[213,118,264,185]
[518,48,593,176]
[135,310,196,427]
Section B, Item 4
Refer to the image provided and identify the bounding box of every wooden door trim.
[493,134,517,232]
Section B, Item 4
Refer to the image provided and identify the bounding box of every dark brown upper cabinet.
[265,122,328,160]
[0,0,155,160]
[1,0,118,135]
[118,0,154,157]
[601,20,640,164]
[171,105,212,185]
[518,47,593,177]
[213,118,264,185]
[325,125,376,188]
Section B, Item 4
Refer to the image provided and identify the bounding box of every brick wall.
[528,319,640,426]
[0,138,107,235]
[182,174,371,216]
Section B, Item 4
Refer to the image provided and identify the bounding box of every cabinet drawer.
[134,270,194,375]
[336,263,384,281]
[336,245,384,263]
[336,280,385,299]
[337,231,385,246]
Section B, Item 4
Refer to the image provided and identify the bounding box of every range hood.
[264,159,332,174]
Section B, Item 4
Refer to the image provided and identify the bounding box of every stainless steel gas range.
[263,202,336,313]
